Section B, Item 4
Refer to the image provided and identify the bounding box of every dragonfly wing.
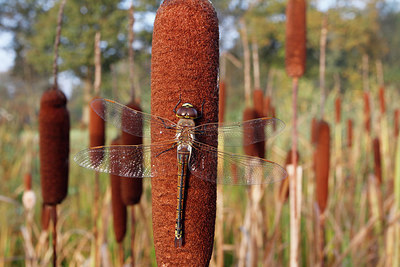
[91,98,177,139]
[74,141,175,178]
[189,141,287,185]
[192,117,285,146]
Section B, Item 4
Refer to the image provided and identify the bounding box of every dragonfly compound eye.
[176,104,198,119]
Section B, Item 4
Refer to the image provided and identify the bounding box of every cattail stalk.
[128,2,136,100]
[395,109,400,138]
[285,0,306,264]
[150,0,218,264]
[347,119,353,148]
[319,15,328,116]
[240,18,252,107]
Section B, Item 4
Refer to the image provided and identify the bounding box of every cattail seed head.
[363,91,371,134]
[285,0,306,78]
[335,96,341,123]
[39,87,70,205]
[41,204,51,231]
[120,99,143,206]
[253,89,265,158]
[373,137,382,185]
[110,137,127,243]
[315,120,330,213]
[219,81,226,124]
[379,86,385,114]
[89,96,105,148]
[151,0,218,263]
[347,119,353,148]
[24,173,32,191]
[243,107,259,157]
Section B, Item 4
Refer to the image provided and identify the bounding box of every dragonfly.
[74,97,287,247]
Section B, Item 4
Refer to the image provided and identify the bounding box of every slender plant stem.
[50,205,57,267]
[128,2,136,100]
[131,206,135,267]
[52,0,67,87]
[290,77,299,267]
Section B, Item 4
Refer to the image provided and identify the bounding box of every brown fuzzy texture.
[39,87,70,205]
[373,138,382,185]
[243,107,259,157]
[264,96,271,117]
[379,86,385,114]
[41,204,51,231]
[150,0,219,264]
[279,149,300,203]
[311,117,318,145]
[89,96,105,148]
[24,173,32,191]
[395,109,400,138]
[110,137,127,243]
[253,89,265,158]
[285,0,306,78]
[120,99,143,205]
[347,119,353,148]
[335,96,341,123]
[219,81,226,123]
[363,91,371,133]
[315,120,330,213]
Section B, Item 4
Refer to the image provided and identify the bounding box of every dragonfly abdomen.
[175,146,191,247]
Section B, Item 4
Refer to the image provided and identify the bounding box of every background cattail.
[41,204,51,231]
[335,96,341,123]
[110,137,127,243]
[315,120,331,213]
[150,0,218,264]
[253,89,265,158]
[285,0,306,78]
[39,87,70,205]
[363,91,371,134]
[120,99,143,205]
[373,137,382,185]
[347,119,353,148]
[243,107,259,157]
[89,96,105,148]
[22,173,36,211]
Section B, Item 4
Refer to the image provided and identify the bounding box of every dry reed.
[347,119,353,148]
[335,96,341,124]
[395,109,399,138]
[363,91,371,134]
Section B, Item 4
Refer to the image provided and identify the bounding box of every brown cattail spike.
[373,138,382,185]
[89,97,105,163]
[243,107,259,157]
[41,203,51,231]
[264,96,271,117]
[253,89,265,158]
[285,0,306,78]
[379,86,385,114]
[315,120,330,213]
[24,173,32,191]
[151,0,218,264]
[347,119,353,148]
[110,137,127,243]
[120,100,143,206]
[363,91,371,134]
[39,87,70,205]
[335,96,341,124]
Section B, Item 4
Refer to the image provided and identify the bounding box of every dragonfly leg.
[155,143,177,158]
[158,118,176,129]
[173,94,182,115]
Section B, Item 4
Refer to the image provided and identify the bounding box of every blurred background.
[0,0,400,266]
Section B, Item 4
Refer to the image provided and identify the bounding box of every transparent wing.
[192,117,285,147]
[189,141,287,185]
[74,141,176,178]
[91,98,177,139]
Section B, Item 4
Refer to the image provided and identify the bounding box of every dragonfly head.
[176,103,199,119]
